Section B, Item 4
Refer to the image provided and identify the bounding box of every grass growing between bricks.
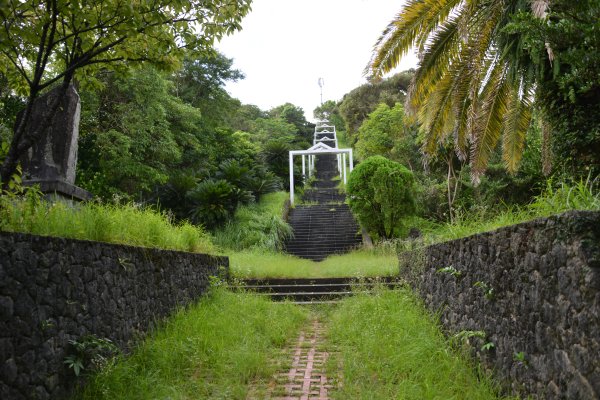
[73,288,308,400]
[324,288,513,400]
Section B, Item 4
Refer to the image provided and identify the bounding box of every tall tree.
[367,0,538,183]
[77,67,184,198]
[313,100,345,131]
[338,71,412,139]
[268,103,314,143]
[172,53,244,130]
[0,0,251,187]
[354,103,419,170]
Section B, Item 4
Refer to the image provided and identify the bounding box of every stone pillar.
[20,84,92,201]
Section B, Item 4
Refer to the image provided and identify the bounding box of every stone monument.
[20,84,92,201]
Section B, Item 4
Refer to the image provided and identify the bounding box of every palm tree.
[367,0,544,183]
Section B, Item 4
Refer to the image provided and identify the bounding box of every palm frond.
[367,0,461,78]
[408,17,460,114]
[452,86,472,161]
[419,73,455,155]
[470,60,511,184]
[501,82,532,173]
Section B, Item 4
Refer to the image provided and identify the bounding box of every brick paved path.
[248,318,335,400]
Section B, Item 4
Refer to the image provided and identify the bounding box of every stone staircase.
[284,154,362,261]
[234,277,401,305]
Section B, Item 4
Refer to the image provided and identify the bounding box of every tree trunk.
[446,153,461,223]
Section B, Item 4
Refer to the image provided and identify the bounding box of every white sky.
[216,0,417,122]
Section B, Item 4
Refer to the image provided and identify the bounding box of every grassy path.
[253,289,509,400]
[74,288,513,400]
[248,317,334,399]
[324,289,510,399]
[74,289,309,399]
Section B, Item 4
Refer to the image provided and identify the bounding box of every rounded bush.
[347,156,416,239]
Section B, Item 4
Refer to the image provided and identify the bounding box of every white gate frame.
[289,144,353,206]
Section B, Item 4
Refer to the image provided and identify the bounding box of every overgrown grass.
[74,288,308,399]
[212,191,292,252]
[0,191,214,253]
[229,246,397,279]
[326,288,511,399]
[405,177,600,247]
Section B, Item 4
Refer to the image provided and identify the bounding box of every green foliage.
[504,0,600,177]
[355,103,402,160]
[347,156,417,239]
[367,0,598,180]
[76,61,285,230]
[355,103,420,170]
[473,281,495,300]
[347,157,386,235]
[252,117,297,143]
[312,100,345,130]
[513,351,528,366]
[213,192,292,252]
[338,71,413,138]
[75,289,308,399]
[0,73,22,142]
[64,336,119,377]
[0,195,214,253]
[0,0,252,185]
[229,104,267,132]
[245,169,282,200]
[267,103,314,143]
[437,265,462,278]
[261,140,290,177]
[186,179,242,229]
[172,54,244,130]
[0,0,251,96]
[77,67,187,198]
[327,289,506,399]
[410,176,600,246]
[261,140,303,189]
[0,141,24,196]
[528,176,600,215]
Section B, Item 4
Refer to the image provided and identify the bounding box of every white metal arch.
[288,143,353,205]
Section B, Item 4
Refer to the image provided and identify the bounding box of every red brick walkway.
[248,318,335,400]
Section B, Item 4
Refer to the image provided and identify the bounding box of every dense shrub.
[347,156,416,239]
[186,179,246,229]
[212,192,292,251]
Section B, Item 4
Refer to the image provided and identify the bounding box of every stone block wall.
[399,210,600,399]
[0,231,228,399]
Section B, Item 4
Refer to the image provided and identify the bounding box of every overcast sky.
[216,0,417,122]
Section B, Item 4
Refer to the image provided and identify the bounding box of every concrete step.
[232,277,402,304]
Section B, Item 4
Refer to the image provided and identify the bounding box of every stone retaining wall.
[399,210,600,399]
[0,231,227,399]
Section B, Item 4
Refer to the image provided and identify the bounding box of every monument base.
[23,179,93,203]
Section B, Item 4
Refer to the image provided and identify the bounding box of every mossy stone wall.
[0,232,227,399]
[400,211,600,399]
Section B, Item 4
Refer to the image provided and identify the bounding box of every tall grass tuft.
[528,175,600,216]
[327,288,510,399]
[75,288,308,399]
[0,193,214,253]
[409,176,600,245]
[213,191,292,251]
